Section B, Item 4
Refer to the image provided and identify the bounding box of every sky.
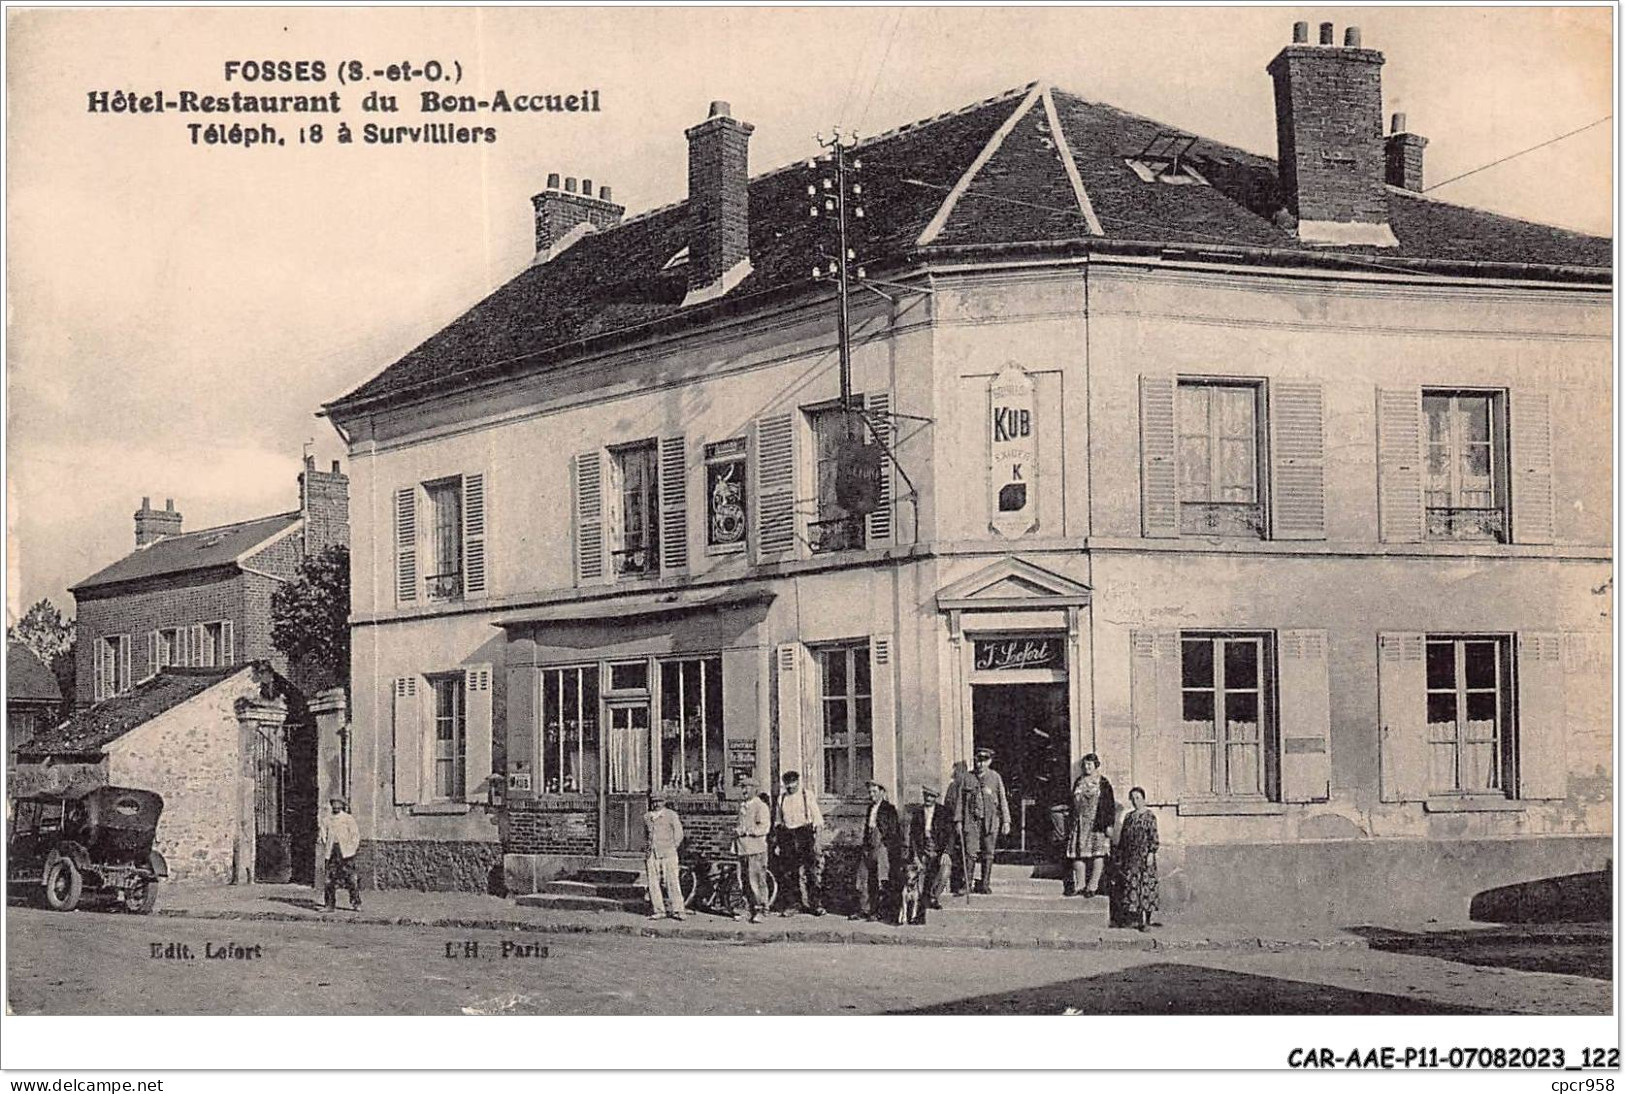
[5,5,1613,623]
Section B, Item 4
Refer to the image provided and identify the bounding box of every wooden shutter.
[775,643,804,779]
[192,624,206,667]
[462,472,488,596]
[659,436,689,574]
[1278,630,1331,802]
[506,665,539,800]
[93,638,105,702]
[1269,380,1326,540]
[1130,630,1182,805]
[865,392,895,547]
[1139,375,1178,538]
[572,451,605,584]
[395,486,418,603]
[752,413,797,560]
[148,631,160,677]
[391,676,421,806]
[1377,388,1424,543]
[1510,389,1555,545]
[1516,633,1566,799]
[465,664,495,804]
[221,622,234,666]
[870,635,897,792]
[118,637,130,693]
[1377,632,1429,801]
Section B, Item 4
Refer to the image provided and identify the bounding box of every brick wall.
[1267,44,1388,224]
[298,460,350,557]
[684,109,753,290]
[75,574,246,706]
[531,184,625,257]
[506,798,598,856]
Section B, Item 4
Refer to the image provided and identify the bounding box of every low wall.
[357,839,504,894]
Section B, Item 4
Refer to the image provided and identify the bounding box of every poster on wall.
[989,364,1038,538]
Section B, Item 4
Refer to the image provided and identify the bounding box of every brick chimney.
[299,456,350,556]
[1385,112,1428,191]
[1266,21,1398,247]
[530,174,625,264]
[682,100,754,307]
[134,497,182,546]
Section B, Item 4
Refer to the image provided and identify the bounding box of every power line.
[856,9,906,134]
[1423,116,1611,194]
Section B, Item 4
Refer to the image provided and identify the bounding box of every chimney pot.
[1391,112,1407,134]
[599,185,613,202]
[546,172,561,189]
[165,499,174,512]
[564,177,578,194]
[1292,21,1309,43]
[708,100,731,119]
[331,460,341,474]
[1318,22,1334,45]
[582,178,593,196]
[141,496,151,510]
[1344,26,1362,47]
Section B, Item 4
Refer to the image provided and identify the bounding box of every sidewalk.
[150,883,1611,953]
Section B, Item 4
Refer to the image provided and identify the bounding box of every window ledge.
[1177,800,1286,816]
[409,801,474,816]
[1423,796,1525,813]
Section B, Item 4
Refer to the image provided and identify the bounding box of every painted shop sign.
[989,364,1037,538]
[973,637,1061,672]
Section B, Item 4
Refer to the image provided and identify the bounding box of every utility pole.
[807,129,865,411]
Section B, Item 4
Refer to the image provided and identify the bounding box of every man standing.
[957,747,1010,894]
[643,792,685,921]
[734,787,772,923]
[909,784,955,910]
[852,780,902,921]
[319,796,361,912]
[773,770,825,916]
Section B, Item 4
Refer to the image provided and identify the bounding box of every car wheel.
[126,878,159,915]
[42,858,82,912]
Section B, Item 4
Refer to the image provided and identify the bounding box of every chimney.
[530,175,625,264]
[682,100,754,307]
[1385,111,1428,191]
[298,455,350,557]
[134,497,182,546]
[1266,22,1399,247]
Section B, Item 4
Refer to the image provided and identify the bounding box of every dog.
[897,859,926,926]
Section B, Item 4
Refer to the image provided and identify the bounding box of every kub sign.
[990,365,1037,538]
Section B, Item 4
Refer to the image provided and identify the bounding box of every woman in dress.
[1065,753,1116,897]
[1116,786,1159,931]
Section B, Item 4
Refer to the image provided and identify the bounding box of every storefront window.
[819,642,872,797]
[540,666,601,795]
[659,657,724,794]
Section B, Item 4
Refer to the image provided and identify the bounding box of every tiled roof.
[71,511,301,594]
[7,643,61,704]
[17,666,243,755]
[327,83,1611,416]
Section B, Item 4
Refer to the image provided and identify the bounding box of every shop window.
[807,405,866,554]
[540,666,600,795]
[1178,381,1264,538]
[610,440,660,577]
[818,642,872,797]
[609,660,648,692]
[1180,632,1277,800]
[429,672,467,800]
[1425,636,1513,795]
[659,657,724,794]
[1424,391,1507,542]
[705,438,748,552]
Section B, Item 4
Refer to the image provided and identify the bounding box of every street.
[6,906,1609,1016]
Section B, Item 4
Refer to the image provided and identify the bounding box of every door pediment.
[936,556,1091,611]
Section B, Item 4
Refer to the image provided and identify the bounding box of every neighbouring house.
[11,664,289,884]
[7,642,63,764]
[321,22,1611,921]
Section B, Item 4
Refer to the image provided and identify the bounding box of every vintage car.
[6,786,168,913]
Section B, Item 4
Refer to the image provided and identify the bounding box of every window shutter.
[391,676,421,806]
[1377,388,1424,543]
[1130,630,1181,805]
[221,622,234,666]
[395,486,418,603]
[1510,389,1555,545]
[461,471,488,596]
[1516,633,1566,799]
[865,392,895,547]
[1278,630,1331,802]
[148,631,160,677]
[751,413,797,560]
[93,638,105,702]
[505,665,539,801]
[572,451,605,585]
[869,635,897,792]
[659,436,689,574]
[192,624,206,667]
[1377,632,1429,801]
[465,665,495,804]
[1139,375,1178,538]
[1268,380,1326,540]
[118,637,130,694]
[775,643,804,780]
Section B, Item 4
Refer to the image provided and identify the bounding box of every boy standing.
[644,792,686,920]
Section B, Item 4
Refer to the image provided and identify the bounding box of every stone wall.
[359,838,505,893]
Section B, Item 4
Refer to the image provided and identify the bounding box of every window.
[95,634,131,700]
[195,621,231,668]
[818,642,872,796]
[153,627,184,670]
[809,405,866,553]
[1181,633,1276,800]
[425,477,464,600]
[1424,391,1507,542]
[1425,636,1513,795]
[611,441,660,577]
[429,673,467,799]
[659,657,724,794]
[1178,381,1264,537]
[540,666,600,794]
[705,438,748,551]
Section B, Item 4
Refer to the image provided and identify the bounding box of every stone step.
[514,893,642,913]
[938,894,1111,915]
[575,867,644,886]
[537,880,647,901]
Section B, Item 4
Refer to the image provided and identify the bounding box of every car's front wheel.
[42,858,82,912]
[125,878,159,915]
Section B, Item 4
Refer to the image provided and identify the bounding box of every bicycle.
[678,857,779,918]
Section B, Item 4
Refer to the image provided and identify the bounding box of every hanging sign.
[835,415,883,517]
[990,365,1038,538]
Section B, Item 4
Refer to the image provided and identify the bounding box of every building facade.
[325,24,1611,920]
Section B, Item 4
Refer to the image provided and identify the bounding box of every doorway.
[602,700,651,854]
[971,683,1069,859]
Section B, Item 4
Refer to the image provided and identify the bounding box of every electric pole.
[807,129,866,411]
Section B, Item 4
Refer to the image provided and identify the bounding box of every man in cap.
[772,770,826,916]
[956,747,1010,894]
[320,796,362,911]
[852,780,902,921]
[643,791,686,920]
[733,783,773,923]
[909,783,956,910]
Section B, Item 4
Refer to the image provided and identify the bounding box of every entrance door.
[971,683,1069,858]
[603,701,652,853]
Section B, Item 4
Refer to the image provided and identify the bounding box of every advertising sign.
[990,365,1037,538]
